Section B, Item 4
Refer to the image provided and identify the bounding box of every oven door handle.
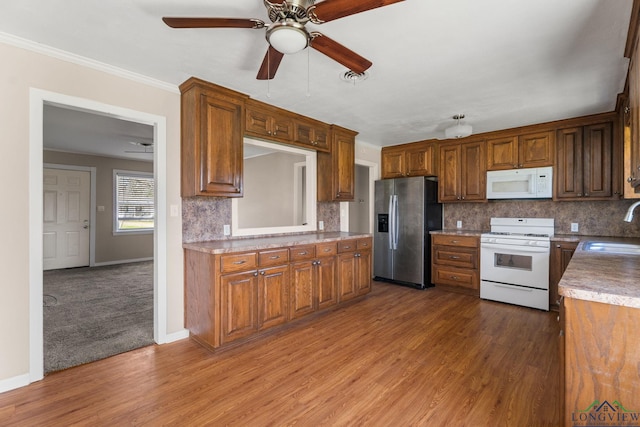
[480,243,549,254]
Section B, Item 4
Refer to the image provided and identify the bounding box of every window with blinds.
[114,170,155,233]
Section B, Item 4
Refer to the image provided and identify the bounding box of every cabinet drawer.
[433,266,478,289]
[432,234,478,248]
[357,238,372,251]
[316,242,337,258]
[290,245,316,261]
[258,249,289,267]
[337,240,357,253]
[433,247,477,269]
[220,252,257,273]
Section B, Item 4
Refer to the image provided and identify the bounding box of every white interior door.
[43,168,90,270]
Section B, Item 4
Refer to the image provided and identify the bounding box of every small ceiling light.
[445,114,473,139]
[266,20,309,54]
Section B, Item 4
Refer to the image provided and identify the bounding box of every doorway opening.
[342,160,378,233]
[29,89,168,382]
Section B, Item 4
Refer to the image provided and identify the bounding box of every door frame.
[340,159,378,233]
[29,88,168,382]
[43,164,97,267]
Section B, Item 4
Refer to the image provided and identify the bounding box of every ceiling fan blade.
[310,0,404,23]
[162,17,265,29]
[257,46,285,80]
[310,33,372,74]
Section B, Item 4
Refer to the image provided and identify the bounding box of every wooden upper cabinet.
[486,136,518,170]
[381,141,437,178]
[406,143,437,176]
[245,99,294,142]
[180,78,247,197]
[293,118,330,152]
[438,140,486,202]
[487,131,553,170]
[555,121,617,201]
[381,148,405,178]
[627,37,640,194]
[318,125,357,201]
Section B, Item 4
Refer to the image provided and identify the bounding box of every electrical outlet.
[571,223,579,233]
[223,224,231,236]
[319,220,324,231]
[456,220,462,229]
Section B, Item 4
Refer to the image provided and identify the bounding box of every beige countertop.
[558,236,640,308]
[183,232,372,255]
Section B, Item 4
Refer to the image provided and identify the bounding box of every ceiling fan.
[162,0,404,80]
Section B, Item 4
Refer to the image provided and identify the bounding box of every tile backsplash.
[182,197,341,243]
[444,199,640,237]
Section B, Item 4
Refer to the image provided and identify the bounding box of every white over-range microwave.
[486,166,553,199]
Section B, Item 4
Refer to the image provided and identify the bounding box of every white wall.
[0,39,183,386]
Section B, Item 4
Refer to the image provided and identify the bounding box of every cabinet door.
[195,94,244,197]
[337,253,357,302]
[355,250,372,295]
[461,141,486,201]
[629,46,640,187]
[549,242,577,311]
[438,144,462,202]
[333,129,355,200]
[245,106,273,138]
[258,265,289,330]
[583,122,613,199]
[290,261,315,319]
[518,131,553,168]
[318,126,356,201]
[381,149,406,179]
[406,143,437,176]
[294,119,330,152]
[317,256,338,309]
[221,270,258,344]
[555,127,584,200]
[487,136,518,170]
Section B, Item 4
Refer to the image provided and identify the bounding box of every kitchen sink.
[583,241,640,255]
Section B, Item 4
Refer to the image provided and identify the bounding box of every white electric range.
[480,218,554,311]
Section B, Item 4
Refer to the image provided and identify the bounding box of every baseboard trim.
[0,373,30,394]
[162,329,189,344]
[93,257,153,267]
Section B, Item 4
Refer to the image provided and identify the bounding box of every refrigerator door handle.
[392,195,399,250]
[388,195,394,249]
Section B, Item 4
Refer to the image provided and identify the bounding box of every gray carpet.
[43,261,154,373]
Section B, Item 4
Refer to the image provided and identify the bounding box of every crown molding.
[0,31,179,94]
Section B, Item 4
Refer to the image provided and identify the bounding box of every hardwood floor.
[0,282,560,426]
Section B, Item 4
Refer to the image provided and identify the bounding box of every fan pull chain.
[306,47,311,97]
[266,47,271,98]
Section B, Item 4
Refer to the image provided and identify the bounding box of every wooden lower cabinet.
[185,237,370,351]
[562,297,640,425]
[549,241,578,311]
[221,264,289,345]
[337,238,372,302]
[431,234,480,295]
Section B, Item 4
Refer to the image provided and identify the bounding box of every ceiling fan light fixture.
[445,114,473,139]
[266,20,309,54]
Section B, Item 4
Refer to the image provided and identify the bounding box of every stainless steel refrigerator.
[374,176,442,289]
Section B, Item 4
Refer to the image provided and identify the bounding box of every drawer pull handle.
[323,248,332,252]
[449,256,461,259]
[269,255,280,259]
[343,246,351,249]
[450,275,459,280]
[233,260,247,265]
[298,251,308,255]
[450,240,459,244]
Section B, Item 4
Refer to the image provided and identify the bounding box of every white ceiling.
[0,0,635,155]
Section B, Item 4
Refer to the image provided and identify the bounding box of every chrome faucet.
[624,200,640,222]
